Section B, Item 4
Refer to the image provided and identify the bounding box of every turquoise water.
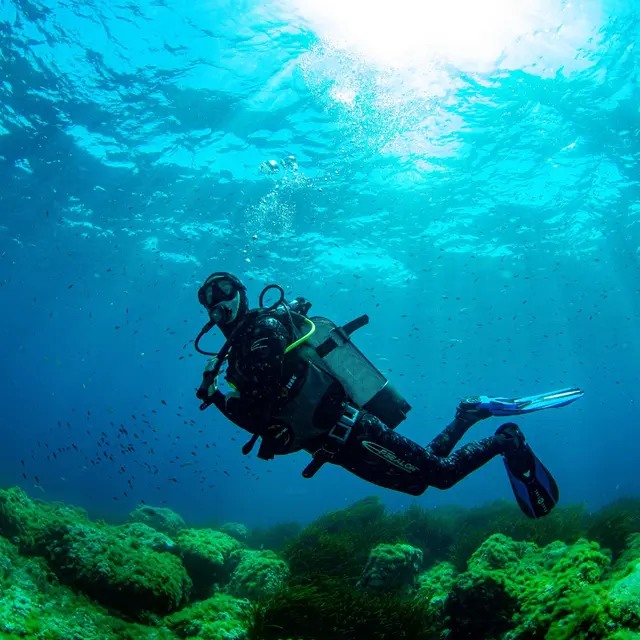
[1,0,639,527]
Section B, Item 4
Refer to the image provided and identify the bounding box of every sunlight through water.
[288,0,599,72]
[281,0,603,169]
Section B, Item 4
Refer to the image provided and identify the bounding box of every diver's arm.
[196,315,288,426]
[211,389,258,430]
[239,315,289,419]
[196,363,234,414]
[197,374,258,432]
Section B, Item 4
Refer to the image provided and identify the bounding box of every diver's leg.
[426,398,493,458]
[424,437,504,489]
[426,417,474,458]
[332,411,504,496]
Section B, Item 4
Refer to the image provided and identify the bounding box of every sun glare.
[289,0,592,72]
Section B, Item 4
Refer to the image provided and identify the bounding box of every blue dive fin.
[501,439,559,519]
[478,387,583,417]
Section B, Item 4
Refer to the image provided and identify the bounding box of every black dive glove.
[196,357,218,409]
[455,396,493,424]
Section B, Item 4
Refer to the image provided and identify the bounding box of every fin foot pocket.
[496,423,559,519]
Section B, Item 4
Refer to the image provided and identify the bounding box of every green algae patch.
[607,534,640,629]
[47,523,191,618]
[0,488,88,554]
[357,542,423,593]
[443,533,614,640]
[129,504,186,538]
[227,549,289,600]
[220,523,249,543]
[165,593,249,640]
[176,528,243,598]
[0,532,177,640]
[121,521,177,552]
[1,488,640,640]
[416,561,458,624]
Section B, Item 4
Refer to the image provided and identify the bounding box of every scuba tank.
[306,315,411,429]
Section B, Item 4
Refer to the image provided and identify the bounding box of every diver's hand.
[290,297,312,315]
[196,358,219,404]
[456,396,493,424]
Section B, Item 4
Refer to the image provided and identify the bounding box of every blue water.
[1,0,639,529]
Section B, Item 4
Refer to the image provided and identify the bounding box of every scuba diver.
[194,272,584,519]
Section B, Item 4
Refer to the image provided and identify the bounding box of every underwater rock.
[0,532,176,639]
[165,592,249,640]
[445,564,518,639]
[610,562,640,628]
[467,532,534,571]
[609,534,640,628]
[220,522,249,543]
[445,533,614,640]
[226,548,290,600]
[129,503,186,538]
[614,533,640,568]
[0,487,88,553]
[416,561,458,622]
[0,536,43,637]
[357,542,423,593]
[444,535,523,639]
[118,522,176,552]
[46,522,191,618]
[176,528,243,599]
[8,488,640,639]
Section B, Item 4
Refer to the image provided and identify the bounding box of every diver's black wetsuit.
[200,312,504,497]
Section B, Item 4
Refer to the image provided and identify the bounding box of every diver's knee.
[427,473,456,490]
[407,484,429,496]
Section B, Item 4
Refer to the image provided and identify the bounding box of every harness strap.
[302,404,360,478]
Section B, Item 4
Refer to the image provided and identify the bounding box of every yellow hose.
[285,317,316,354]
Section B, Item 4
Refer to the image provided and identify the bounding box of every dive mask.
[198,272,245,326]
